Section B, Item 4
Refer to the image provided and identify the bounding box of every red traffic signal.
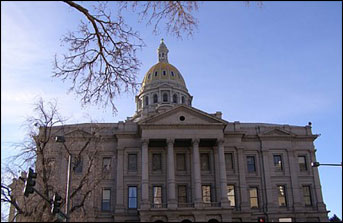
[258,217,266,222]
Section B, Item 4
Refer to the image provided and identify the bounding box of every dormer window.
[148,73,151,79]
[181,96,185,104]
[155,71,158,77]
[173,94,178,103]
[153,94,158,103]
[171,71,174,77]
[163,71,166,76]
[163,93,168,102]
[145,96,149,106]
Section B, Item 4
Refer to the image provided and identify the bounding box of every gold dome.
[141,62,187,91]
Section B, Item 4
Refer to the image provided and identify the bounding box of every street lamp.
[311,162,342,167]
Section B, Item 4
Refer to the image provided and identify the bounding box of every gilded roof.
[141,62,187,91]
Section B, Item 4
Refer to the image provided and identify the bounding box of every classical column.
[167,138,177,209]
[237,148,249,211]
[141,139,150,209]
[115,147,125,213]
[287,150,302,209]
[217,139,230,208]
[192,138,202,208]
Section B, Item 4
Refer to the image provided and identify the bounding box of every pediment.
[65,129,93,137]
[261,128,293,136]
[139,105,227,126]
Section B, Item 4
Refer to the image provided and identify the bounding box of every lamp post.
[311,162,342,167]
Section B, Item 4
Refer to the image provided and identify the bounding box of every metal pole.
[318,163,342,166]
[65,154,72,222]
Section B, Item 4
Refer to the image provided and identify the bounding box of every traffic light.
[23,168,37,197]
[51,193,63,214]
[258,217,266,222]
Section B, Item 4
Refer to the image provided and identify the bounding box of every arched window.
[173,94,178,103]
[145,96,149,106]
[163,93,168,102]
[153,94,158,103]
[182,96,185,104]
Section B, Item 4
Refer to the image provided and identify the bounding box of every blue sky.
[1,1,342,219]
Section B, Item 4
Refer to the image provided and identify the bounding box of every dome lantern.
[157,38,169,63]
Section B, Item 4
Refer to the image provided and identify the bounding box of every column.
[237,148,249,211]
[141,139,150,209]
[167,138,177,209]
[217,139,230,208]
[115,147,125,213]
[287,150,302,210]
[261,149,276,211]
[192,138,202,208]
[310,150,326,211]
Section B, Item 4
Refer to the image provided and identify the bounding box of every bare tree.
[53,1,200,112]
[1,98,106,222]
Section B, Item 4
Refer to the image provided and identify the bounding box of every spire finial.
[157,39,169,63]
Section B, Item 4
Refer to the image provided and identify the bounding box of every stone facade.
[9,41,329,222]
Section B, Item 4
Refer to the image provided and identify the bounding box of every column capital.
[192,138,200,145]
[141,138,149,146]
[166,138,174,145]
[217,138,225,146]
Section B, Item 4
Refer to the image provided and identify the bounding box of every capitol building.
[9,40,328,222]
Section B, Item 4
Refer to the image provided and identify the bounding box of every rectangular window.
[247,156,256,173]
[128,154,137,171]
[128,186,137,209]
[73,156,83,174]
[101,189,111,211]
[178,185,187,206]
[273,155,283,171]
[176,153,186,171]
[152,154,162,171]
[225,153,234,170]
[303,186,312,206]
[200,153,210,171]
[298,156,307,171]
[202,185,211,204]
[249,187,259,208]
[153,186,163,208]
[102,157,111,171]
[227,185,236,207]
[278,185,287,207]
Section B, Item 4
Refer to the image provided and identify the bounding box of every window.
[303,186,312,206]
[225,153,234,170]
[148,73,151,79]
[145,96,149,106]
[181,96,185,104]
[128,154,137,171]
[103,157,111,171]
[247,156,256,173]
[163,70,166,76]
[173,94,178,103]
[128,186,137,209]
[171,71,175,76]
[176,153,186,171]
[163,93,168,102]
[277,185,287,207]
[73,156,83,174]
[278,218,293,222]
[249,187,259,208]
[153,94,158,103]
[153,186,163,208]
[298,156,307,171]
[178,185,187,206]
[273,155,283,171]
[227,185,236,207]
[202,185,211,204]
[102,189,111,211]
[200,153,210,171]
[152,154,162,171]
[155,71,158,76]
